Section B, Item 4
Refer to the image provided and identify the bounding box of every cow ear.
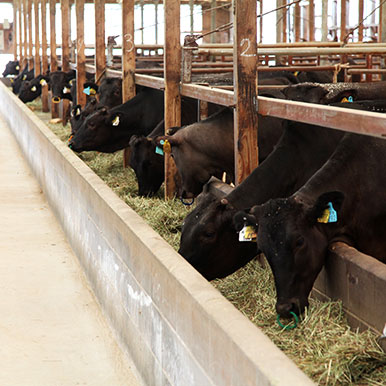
[233,210,258,232]
[308,191,345,224]
[110,113,120,126]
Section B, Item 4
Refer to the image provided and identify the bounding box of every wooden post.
[164,0,181,198]
[61,0,71,123]
[155,0,159,44]
[259,0,263,43]
[308,0,315,42]
[233,0,258,184]
[378,0,382,43]
[18,0,23,63]
[294,0,300,42]
[122,0,136,168]
[322,0,328,41]
[41,0,49,112]
[34,0,41,75]
[358,0,364,41]
[13,0,18,60]
[282,0,287,43]
[340,0,347,42]
[76,0,86,106]
[50,0,59,118]
[211,0,216,44]
[95,0,106,82]
[28,0,33,68]
[23,0,27,67]
[276,0,282,43]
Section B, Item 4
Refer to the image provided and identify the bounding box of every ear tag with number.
[348,96,353,103]
[317,201,337,223]
[89,88,96,95]
[341,97,349,103]
[112,116,120,126]
[239,224,257,242]
[155,146,164,156]
[22,75,27,80]
[63,86,71,94]
[16,65,20,70]
[83,86,91,95]
[31,86,37,92]
[40,79,47,86]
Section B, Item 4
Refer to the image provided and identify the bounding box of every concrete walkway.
[0,115,141,385]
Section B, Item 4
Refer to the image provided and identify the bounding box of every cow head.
[129,135,164,197]
[283,83,329,104]
[155,130,215,198]
[18,74,49,103]
[12,67,34,95]
[236,191,345,318]
[98,78,122,108]
[70,97,102,136]
[49,70,76,103]
[68,107,123,152]
[178,183,258,280]
[3,60,20,77]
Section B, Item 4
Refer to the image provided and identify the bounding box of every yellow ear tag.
[294,71,299,76]
[239,225,257,242]
[112,116,120,126]
[89,88,97,95]
[22,75,27,80]
[317,208,330,223]
[10,78,13,83]
[341,97,349,103]
[63,86,71,94]
[31,86,37,92]
[163,139,171,154]
[76,108,81,116]
[16,65,20,70]
[40,79,47,86]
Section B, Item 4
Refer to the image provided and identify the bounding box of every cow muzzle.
[276,298,303,318]
[52,96,61,104]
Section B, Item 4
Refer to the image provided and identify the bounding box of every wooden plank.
[308,0,315,41]
[34,0,40,75]
[28,0,33,68]
[61,0,71,123]
[340,0,347,42]
[122,0,136,168]
[321,0,328,41]
[294,1,300,42]
[76,0,86,106]
[50,0,59,118]
[163,0,181,198]
[13,0,17,60]
[358,0,364,41]
[41,0,49,112]
[23,0,27,66]
[94,0,106,82]
[233,0,258,185]
[18,0,23,63]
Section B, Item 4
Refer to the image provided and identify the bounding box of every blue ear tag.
[83,86,91,96]
[348,96,353,103]
[327,202,337,223]
[155,146,164,156]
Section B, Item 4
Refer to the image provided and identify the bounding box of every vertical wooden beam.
[140,0,144,44]
[282,0,287,43]
[233,0,258,184]
[294,0,300,42]
[13,0,18,60]
[76,0,86,106]
[276,0,282,43]
[340,0,347,42]
[34,0,40,75]
[379,0,382,43]
[23,0,27,67]
[164,0,181,198]
[308,0,315,42]
[155,1,159,44]
[189,0,194,34]
[61,0,71,122]
[122,0,136,168]
[259,0,263,43]
[18,0,23,63]
[41,0,49,112]
[211,0,216,44]
[50,0,59,118]
[322,0,328,41]
[28,0,33,69]
[95,0,106,82]
[358,0,364,41]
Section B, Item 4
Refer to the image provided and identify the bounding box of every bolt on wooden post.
[233,0,259,185]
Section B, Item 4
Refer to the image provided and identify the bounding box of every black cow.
[70,97,103,135]
[178,122,344,280]
[129,120,165,196]
[18,74,50,103]
[283,81,386,104]
[155,108,285,198]
[49,70,76,104]
[235,130,386,319]
[3,60,20,77]
[96,78,122,108]
[68,88,165,153]
[12,67,34,95]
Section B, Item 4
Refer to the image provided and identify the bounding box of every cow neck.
[226,123,343,211]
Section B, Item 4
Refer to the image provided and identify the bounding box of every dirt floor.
[0,114,141,385]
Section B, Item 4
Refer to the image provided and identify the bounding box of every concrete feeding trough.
[0,82,313,385]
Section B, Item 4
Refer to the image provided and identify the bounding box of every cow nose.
[181,190,194,199]
[52,96,61,104]
[276,301,295,318]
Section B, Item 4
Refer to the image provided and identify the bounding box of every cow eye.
[294,236,305,249]
[204,230,216,239]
